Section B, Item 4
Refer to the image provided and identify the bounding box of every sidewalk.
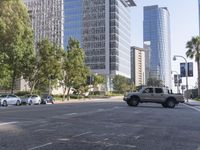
[54,96,123,104]
[184,99,200,106]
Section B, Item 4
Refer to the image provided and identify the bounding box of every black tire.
[29,100,33,105]
[38,100,41,105]
[3,100,7,107]
[166,99,176,108]
[127,97,139,107]
[162,103,168,108]
[16,100,20,106]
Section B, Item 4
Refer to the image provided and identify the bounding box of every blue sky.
[131,0,199,91]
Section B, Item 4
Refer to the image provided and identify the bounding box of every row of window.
[85,49,105,56]
[83,41,105,49]
[83,13,105,20]
[83,27,105,34]
[85,56,106,63]
[87,64,105,70]
[83,20,105,27]
[83,34,105,41]
[84,0,105,6]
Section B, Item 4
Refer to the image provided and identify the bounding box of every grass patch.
[194,98,200,101]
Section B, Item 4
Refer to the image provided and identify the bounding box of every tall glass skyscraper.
[199,0,200,34]
[143,5,172,88]
[24,0,136,91]
[63,0,83,48]
[82,0,136,90]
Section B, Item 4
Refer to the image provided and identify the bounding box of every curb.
[184,102,200,107]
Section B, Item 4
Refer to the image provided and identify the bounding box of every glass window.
[8,95,16,98]
[155,88,163,93]
[143,88,153,93]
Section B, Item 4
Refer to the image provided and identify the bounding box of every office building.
[131,46,146,86]
[24,0,63,48]
[199,0,200,34]
[143,5,172,88]
[24,0,136,91]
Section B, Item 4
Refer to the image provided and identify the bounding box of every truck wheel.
[127,97,139,107]
[166,99,176,108]
[162,103,168,108]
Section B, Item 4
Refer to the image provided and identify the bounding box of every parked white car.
[21,95,41,105]
[0,94,21,107]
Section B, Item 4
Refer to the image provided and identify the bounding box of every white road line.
[58,138,70,141]
[64,113,78,116]
[80,140,136,148]
[72,132,92,138]
[0,122,18,126]
[183,104,200,112]
[28,142,52,150]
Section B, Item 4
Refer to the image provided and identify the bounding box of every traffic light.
[87,76,94,85]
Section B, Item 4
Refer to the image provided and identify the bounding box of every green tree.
[93,74,105,88]
[62,38,89,100]
[22,39,64,94]
[112,75,130,94]
[186,36,200,98]
[0,0,34,93]
[147,78,163,87]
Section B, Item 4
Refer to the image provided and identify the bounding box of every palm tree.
[186,36,200,98]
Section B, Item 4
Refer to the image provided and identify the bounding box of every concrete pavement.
[184,99,200,106]
[0,99,200,150]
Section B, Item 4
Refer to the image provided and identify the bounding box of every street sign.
[180,63,186,77]
[188,62,193,77]
[174,75,178,84]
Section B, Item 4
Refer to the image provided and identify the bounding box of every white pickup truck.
[123,87,184,108]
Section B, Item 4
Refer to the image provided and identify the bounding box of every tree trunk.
[30,83,36,95]
[197,60,200,98]
[11,71,16,94]
[62,86,67,101]
[77,91,80,99]
[66,87,71,101]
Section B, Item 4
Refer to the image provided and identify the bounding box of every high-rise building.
[24,0,63,47]
[199,0,200,34]
[83,0,136,90]
[24,0,136,91]
[131,46,146,86]
[143,5,171,88]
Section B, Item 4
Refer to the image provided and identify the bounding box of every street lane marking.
[72,132,92,138]
[34,129,55,132]
[58,138,70,141]
[28,142,52,150]
[0,122,18,126]
[183,104,200,112]
[64,113,78,116]
[80,140,136,148]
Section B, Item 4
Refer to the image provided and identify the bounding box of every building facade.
[199,0,200,34]
[143,5,171,88]
[24,0,64,47]
[24,0,136,91]
[131,46,146,86]
[83,0,136,90]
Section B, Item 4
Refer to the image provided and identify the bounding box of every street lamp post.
[173,55,188,102]
[171,70,180,93]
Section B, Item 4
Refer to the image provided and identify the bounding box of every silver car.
[21,95,41,105]
[0,94,21,107]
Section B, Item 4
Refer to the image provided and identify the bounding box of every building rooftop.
[121,0,136,7]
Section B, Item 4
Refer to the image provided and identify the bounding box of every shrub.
[15,91,30,96]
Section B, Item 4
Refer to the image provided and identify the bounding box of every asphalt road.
[0,98,200,150]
